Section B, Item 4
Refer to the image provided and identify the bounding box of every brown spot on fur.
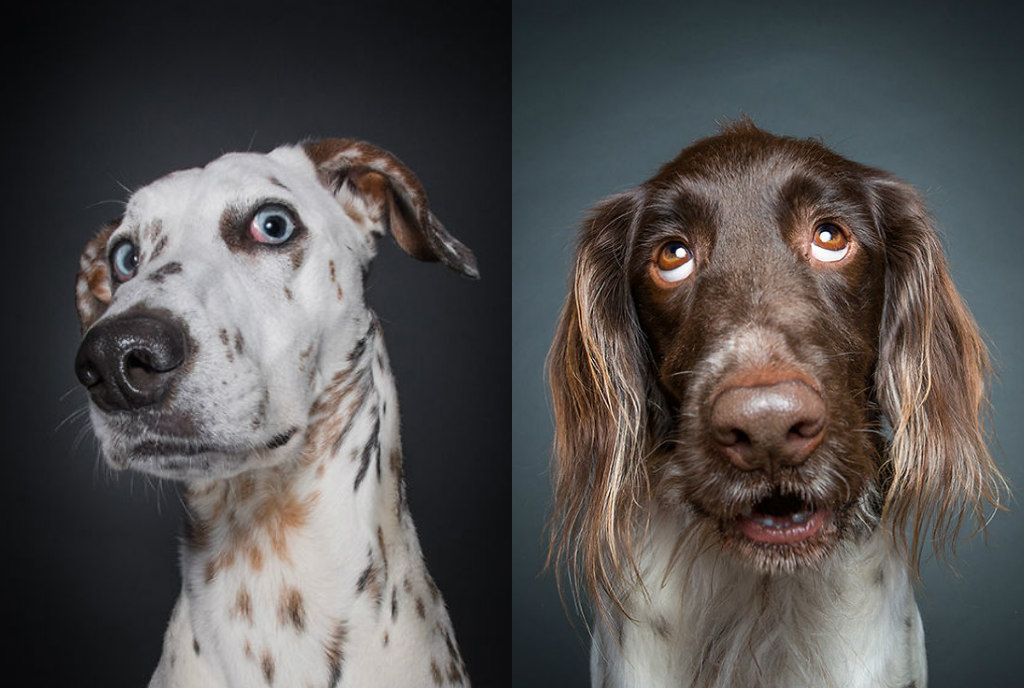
[326,620,348,687]
[337,284,344,301]
[329,260,336,282]
[447,658,463,683]
[144,219,163,242]
[377,527,388,575]
[151,234,169,260]
[341,197,367,225]
[430,658,443,685]
[416,597,425,619]
[234,330,245,355]
[261,651,275,684]
[184,510,211,551]
[279,587,306,631]
[284,285,293,300]
[290,244,305,270]
[247,545,264,572]
[76,221,119,331]
[356,556,384,609]
[233,586,253,622]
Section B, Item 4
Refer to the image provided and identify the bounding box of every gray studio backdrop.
[4,2,507,686]
[511,1,1024,686]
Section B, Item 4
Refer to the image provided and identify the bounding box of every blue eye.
[251,204,297,245]
[110,240,139,282]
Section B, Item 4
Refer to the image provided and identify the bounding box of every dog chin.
[101,428,299,480]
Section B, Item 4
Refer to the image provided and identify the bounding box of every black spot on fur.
[147,261,183,283]
[356,562,373,593]
[193,638,200,655]
[391,587,398,620]
[326,621,347,688]
[353,416,380,492]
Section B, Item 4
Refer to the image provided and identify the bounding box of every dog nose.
[75,312,188,411]
[710,380,826,472]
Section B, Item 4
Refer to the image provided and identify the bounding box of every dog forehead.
[118,147,351,254]
[127,148,320,211]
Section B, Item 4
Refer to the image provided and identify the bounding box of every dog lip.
[131,427,299,457]
[735,507,830,545]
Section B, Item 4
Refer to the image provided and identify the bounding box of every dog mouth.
[131,427,298,458]
[735,491,831,545]
[108,427,300,479]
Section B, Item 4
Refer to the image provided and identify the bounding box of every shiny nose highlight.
[710,380,826,472]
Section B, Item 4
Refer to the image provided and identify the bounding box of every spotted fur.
[76,139,476,687]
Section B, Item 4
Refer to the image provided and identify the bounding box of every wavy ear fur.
[873,176,1007,564]
[303,138,478,278]
[547,189,659,614]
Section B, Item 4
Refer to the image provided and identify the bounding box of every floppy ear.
[547,189,657,612]
[872,176,1006,563]
[302,139,478,278]
[75,221,119,333]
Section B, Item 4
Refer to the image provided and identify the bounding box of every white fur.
[82,144,468,687]
[591,509,926,688]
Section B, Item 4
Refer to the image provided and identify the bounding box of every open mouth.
[735,491,831,545]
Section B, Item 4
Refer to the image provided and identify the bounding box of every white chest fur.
[591,513,926,688]
[148,334,468,688]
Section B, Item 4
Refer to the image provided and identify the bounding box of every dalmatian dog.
[74,139,476,688]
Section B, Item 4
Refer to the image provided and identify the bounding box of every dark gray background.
[3,2,507,685]
[512,1,1023,685]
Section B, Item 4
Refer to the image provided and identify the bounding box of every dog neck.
[175,315,460,686]
[592,509,926,688]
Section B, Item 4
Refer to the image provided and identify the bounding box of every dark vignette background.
[3,2,508,685]
[511,1,1024,686]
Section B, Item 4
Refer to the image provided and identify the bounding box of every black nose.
[75,312,188,411]
[710,380,827,473]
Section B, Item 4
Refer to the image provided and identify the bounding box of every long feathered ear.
[302,138,478,278]
[872,176,1007,564]
[547,189,655,614]
[75,220,119,333]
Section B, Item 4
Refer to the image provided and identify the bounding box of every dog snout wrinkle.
[75,313,188,411]
[711,380,826,472]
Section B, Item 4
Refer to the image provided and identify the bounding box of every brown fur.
[548,120,1007,616]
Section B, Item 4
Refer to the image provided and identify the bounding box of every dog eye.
[655,241,695,283]
[110,239,139,282]
[251,204,297,245]
[811,223,850,262]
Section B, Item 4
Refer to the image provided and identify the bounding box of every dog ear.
[872,176,1006,564]
[302,139,478,279]
[75,221,119,333]
[548,188,656,613]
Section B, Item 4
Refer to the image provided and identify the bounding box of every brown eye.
[811,223,850,262]
[654,241,694,282]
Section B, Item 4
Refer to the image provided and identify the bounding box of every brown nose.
[710,380,826,472]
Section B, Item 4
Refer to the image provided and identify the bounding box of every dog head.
[548,121,1005,605]
[75,139,476,480]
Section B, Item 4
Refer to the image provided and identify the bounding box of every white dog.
[75,139,475,687]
